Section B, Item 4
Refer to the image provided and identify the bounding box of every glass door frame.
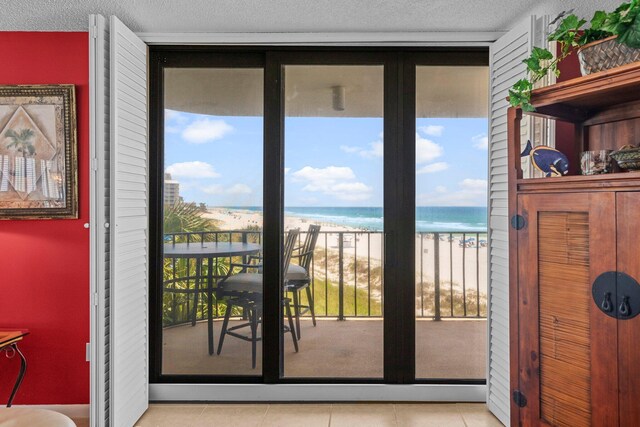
[149,46,489,386]
[402,51,489,385]
[266,51,401,384]
[148,49,267,384]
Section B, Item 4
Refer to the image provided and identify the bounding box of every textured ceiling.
[0,0,619,33]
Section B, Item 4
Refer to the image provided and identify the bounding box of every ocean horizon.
[212,206,487,232]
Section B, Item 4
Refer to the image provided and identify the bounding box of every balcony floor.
[162,318,486,379]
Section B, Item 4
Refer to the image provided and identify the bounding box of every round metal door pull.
[592,272,640,320]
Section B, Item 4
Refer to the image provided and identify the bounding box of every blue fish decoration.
[521,140,569,177]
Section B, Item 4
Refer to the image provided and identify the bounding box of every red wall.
[0,32,89,404]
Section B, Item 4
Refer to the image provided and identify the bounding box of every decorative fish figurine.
[521,140,569,177]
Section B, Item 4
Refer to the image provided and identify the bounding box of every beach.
[203,207,488,300]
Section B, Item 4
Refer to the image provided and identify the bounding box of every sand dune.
[204,207,487,295]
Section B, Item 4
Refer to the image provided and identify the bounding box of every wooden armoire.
[508,62,640,426]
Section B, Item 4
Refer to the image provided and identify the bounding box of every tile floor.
[133,403,503,427]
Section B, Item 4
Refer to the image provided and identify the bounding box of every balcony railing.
[162,230,487,327]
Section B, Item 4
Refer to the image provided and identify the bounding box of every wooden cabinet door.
[616,192,640,427]
[515,192,619,427]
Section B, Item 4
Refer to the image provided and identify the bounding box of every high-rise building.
[164,173,180,205]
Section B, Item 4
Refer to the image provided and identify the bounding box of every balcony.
[161,230,487,379]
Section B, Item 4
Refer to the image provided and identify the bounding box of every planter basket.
[610,147,640,171]
[577,36,640,75]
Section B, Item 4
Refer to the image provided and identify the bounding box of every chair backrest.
[298,225,321,271]
[282,228,300,273]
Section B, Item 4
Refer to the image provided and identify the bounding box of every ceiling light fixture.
[332,85,345,111]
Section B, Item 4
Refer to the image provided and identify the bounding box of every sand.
[203,207,488,296]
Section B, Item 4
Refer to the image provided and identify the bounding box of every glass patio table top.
[163,242,261,259]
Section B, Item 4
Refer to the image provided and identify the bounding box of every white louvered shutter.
[89,14,111,427]
[110,16,149,427]
[488,15,546,426]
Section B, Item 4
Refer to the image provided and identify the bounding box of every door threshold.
[150,383,486,402]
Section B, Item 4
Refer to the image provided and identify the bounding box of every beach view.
[201,205,488,316]
[161,64,489,379]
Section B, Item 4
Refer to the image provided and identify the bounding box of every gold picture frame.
[0,84,77,219]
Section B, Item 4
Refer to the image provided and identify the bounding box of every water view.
[160,62,488,380]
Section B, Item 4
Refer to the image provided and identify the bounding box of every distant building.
[164,173,180,205]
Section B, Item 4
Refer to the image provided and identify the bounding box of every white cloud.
[417,179,487,206]
[341,133,384,159]
[416,134,444,164]
[165,109,189,134]
[201,184,225,195]
[291,166,372,201]
[165,161,220,179]
[284,168,291,175]
[202,183,252,195]
[329,182,373,201]
[340,140,384,159]
[227,184,252,195]
[342,131,441,165]
[340,145,361,153]
[417,162,449,174]
[165,109,180,121]
[292,166,355,187]
[182,118,233,144]
[472,134,488,150]
[419,125,444,137]
[460,178,487,191]
[359,141,383,159]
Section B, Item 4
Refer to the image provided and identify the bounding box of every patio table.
[0,329,29,407]
[163,241,261,354]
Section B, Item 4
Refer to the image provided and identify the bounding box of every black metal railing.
[162,230,487,327]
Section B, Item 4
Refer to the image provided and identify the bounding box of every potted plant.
[509,0,640,111]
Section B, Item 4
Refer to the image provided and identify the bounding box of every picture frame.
[0,84,77,219]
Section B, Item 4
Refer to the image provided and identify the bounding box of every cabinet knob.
[601,292,613,312]
[619,296,631,317]
[592,272,639,320]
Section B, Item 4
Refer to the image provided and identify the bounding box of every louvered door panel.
[89,13,111,427]
[488,16,536,425]
[110,15,149,427]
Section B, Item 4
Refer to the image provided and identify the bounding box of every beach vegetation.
[416,281,487,317]
[164,200,218,240]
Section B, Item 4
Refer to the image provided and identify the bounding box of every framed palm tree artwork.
[0,85,77,219]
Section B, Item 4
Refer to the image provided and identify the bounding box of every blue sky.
[164,110,488,207]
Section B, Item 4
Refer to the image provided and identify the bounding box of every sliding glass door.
[282,62,385,378]
[151,54,267,379]
[150,48,488,386]
[410,61,489,381]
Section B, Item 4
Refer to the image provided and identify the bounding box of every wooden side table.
[0,329,29,407]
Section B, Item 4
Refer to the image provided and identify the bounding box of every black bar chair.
[215,229,300,369]
[285,225,321,339]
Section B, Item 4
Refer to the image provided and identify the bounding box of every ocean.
[225,206,487,232]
